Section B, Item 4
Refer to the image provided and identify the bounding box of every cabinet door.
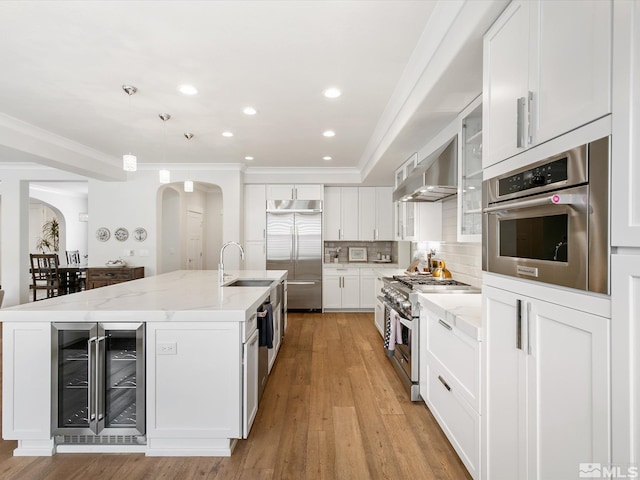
[375,187,394,241]
[341,187,359,240]
[323,187,341,241]
[358,187,376,241]
[527,299,610,480]
[266,185,294,200]
[358,272,375,309]
[404,202,417,240]
[245,185,266,242]
[532,0,611,146]
[294,184,323,200]
[341,275,360,309]
[483,0,531,167]
[244,241,266,270]
[483,286,527,480]
[243,329,259,438]
[322,275,342,309]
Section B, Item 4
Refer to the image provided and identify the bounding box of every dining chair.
[65,250,86,292]
[29,253,61,301]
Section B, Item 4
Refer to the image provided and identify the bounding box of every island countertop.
[0,270,288,323]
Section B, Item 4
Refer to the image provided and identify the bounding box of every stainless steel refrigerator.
[266,200,322,310]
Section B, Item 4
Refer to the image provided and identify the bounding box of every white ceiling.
[0,1,506,185]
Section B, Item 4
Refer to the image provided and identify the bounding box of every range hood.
[392,135,458,202]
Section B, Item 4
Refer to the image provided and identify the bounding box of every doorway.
[186,211,203,270]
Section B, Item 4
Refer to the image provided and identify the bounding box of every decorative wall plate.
[133,227,147,242]
[114,227,129,242]
[96,227,110,242]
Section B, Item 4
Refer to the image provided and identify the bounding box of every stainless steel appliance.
[379,275,480,401]
[483,136,609,294]
[266,200,322,310]
[52,322,145,444]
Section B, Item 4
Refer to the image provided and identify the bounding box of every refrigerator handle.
[96,335,106,424]
[290,226,294,262]
[295,227,299,261]
[87,336,97,433]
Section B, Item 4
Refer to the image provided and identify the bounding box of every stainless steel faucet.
[219,241,245,282]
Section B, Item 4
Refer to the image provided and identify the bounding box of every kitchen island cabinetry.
[483,0,611,168]
[483,281,610,480]
[86,266,144,289]
[1,270,287,457]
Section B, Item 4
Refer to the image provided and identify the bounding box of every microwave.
[482,136,609,295]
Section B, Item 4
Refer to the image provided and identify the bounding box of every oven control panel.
[499,157,568,196]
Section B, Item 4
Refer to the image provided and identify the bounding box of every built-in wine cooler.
[52,323,145,444]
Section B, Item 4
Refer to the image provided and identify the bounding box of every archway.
[157,182,223,274]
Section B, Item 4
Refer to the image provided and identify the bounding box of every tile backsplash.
[324,241,397,264]
[412,196,482,288]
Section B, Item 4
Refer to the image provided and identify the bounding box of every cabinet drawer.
[323,268,359,277]
[425,313,480,411]
[88,270,132,281]
[425,362,480,479]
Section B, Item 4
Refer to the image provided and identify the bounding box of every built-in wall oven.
[52,322,145,445]
[483,136,609,294]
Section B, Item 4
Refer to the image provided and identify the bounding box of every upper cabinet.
[483,0,612,168]
[324,187,359,241]
[458,97,483,242]
[244,184,267,270]
[358,187,393,241]
[265,184,323,201]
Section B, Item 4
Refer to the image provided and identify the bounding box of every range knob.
[401,301,412,311]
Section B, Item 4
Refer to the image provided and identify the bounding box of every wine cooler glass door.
[53,323,97,434]
[100,323,145,435]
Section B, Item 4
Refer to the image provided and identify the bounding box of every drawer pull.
[438,375,451,392]
[438,319,452,331]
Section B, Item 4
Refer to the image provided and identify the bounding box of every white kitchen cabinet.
[323,267,360,310]
[396,200,442,242]
[612,1,640,248]
[458,97,483,242]
[483,284,610,480]
[358,187,393,241]
[2,322,53,455]
[419,301,481,479]
[358,269,376,309]
[242,328,259,438]
[244,185,266,270]
[266,184,323,201]
[483,0,612,168]
[324,187,358,241]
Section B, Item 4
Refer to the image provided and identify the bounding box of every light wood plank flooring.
[0,313,471,479]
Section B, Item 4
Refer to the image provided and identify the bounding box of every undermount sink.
[224,279,274,287]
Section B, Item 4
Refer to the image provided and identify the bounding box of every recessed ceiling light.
[323,87,342,99]
[222,131,234,137]
[245,156,254,161]
[323,156,332,161]
[243,106,257,115]
[178,84,198,95]
[323,130,336,137]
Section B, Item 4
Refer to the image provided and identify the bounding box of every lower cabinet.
[419,302,481,479]
[483,284,610,480]
[359,270,376,309]
[323,268,360,309]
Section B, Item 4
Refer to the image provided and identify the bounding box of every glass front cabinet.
[52,322,145,440]
[458,97,483,242]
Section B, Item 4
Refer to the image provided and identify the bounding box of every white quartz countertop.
[417,293,482,341]
[0,270,287,323]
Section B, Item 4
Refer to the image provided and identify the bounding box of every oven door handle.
[483,194,585,213]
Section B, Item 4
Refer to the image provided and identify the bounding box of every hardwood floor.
[0,313,471,480]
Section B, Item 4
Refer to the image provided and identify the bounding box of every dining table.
[57,264,87,295]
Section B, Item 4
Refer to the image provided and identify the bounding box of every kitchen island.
[1,269,287,457]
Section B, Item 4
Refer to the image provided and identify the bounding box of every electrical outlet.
[157,342,177,355]
[123,249,134,257]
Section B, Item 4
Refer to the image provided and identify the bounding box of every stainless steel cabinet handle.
[517,96,526,148]
[87,336,97,425]
[527,91,534,145]
[438,375,451,392]
[96,336,106,423]
[438,319,452,331]
[516,299,522,350]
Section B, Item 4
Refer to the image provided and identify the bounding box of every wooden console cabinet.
[86,266,144,289]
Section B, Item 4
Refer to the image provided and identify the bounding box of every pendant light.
[183,132,194,192]
[158,113,171,184]
[122,84,138,172]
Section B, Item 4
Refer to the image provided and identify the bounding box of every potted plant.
[36,218,60,253]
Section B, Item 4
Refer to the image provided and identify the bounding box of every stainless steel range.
[379,275,480,401]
